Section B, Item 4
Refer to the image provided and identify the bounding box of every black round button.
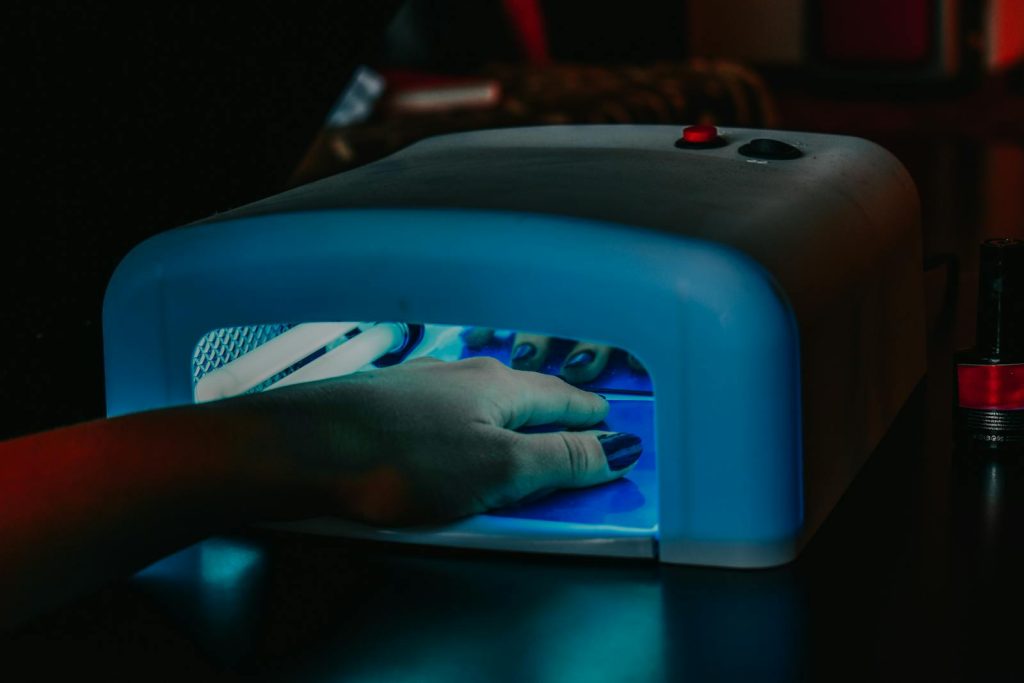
[738,138,802,160]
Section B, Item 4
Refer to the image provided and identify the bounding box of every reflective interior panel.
[192,323,656,533]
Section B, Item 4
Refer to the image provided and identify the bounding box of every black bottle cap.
[976,238,1024,362]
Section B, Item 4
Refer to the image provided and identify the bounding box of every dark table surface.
[5,252,1024,683]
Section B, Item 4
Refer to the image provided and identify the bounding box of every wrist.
[210,382,367,523]
[184,396,309,524]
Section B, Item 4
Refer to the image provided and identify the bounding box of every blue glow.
[106,207,804,566]
[135,538,263,587]
[198,539,263,585]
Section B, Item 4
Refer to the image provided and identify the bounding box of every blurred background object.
[291,0,777,183]
[688,0,1024,83]
[291,60,777,184]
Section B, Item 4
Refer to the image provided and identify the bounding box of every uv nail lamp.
[103,125,925,568]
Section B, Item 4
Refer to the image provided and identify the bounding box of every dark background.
[4,2,402,438]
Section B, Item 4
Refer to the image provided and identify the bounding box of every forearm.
[0,400,292,629]
[0,359,632,629]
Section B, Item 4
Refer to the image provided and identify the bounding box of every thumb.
[509,430,643,493]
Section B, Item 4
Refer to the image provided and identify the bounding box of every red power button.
[675,124,726,149]
[681,125,718,143]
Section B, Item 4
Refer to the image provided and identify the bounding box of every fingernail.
[512,343,537,363]
[563,349,595,369]
[598,432,643,471]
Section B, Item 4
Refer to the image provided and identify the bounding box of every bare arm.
[0,357,641,629]
[0,399,285,628]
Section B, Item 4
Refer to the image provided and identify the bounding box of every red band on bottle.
[958,363,1024,410]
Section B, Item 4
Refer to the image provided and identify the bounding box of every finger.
[508,430,643,494]
[503,370,608,429]
[510,333,551,372]
[560,343,613,384]
[461,327,496,349]
[405,355,443,365]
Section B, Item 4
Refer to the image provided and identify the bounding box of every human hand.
[246,357,642,526]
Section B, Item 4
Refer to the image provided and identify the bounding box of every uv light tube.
[194,322,359,402]
[267,323,408,389]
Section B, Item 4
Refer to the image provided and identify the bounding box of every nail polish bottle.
[955,238,1024,455]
